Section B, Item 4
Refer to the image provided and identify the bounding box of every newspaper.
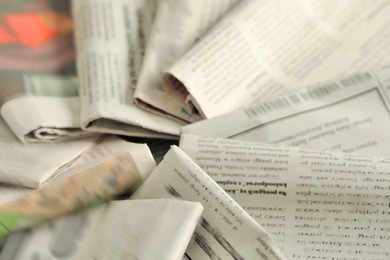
[0,0,95,143]
[0,140,156,238]
[183,66,390,157]
[134,0,239,123]
[131,146,285,260]
[72,0,183,139]
[0,199,203,260]
[0,117,98,188]
[180,134,390,259]
[163,0,390,120]
[0,135,146,206]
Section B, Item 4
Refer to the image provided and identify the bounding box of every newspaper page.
[131,146,285,260]
[0,117,98,188]
[0,199,203,260]
[163,0,390,120]
[180,134,390,259]
[72,0,182,139]
[134,0,238,123]
[183,66,390,157]
[0,0,93,143]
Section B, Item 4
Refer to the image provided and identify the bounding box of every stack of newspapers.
[1,0,390,259]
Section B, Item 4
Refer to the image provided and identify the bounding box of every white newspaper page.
[180,134,390,259]
[183,66,390,157]
[0,117,97,188]
[0,199,203,260]
[164,0,390,120]
[72,0,182,138]
[131,146,285,260]
[135,0,238,123]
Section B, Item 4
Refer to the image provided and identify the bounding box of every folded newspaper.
[134,0,239,123]
[160,0,390,121]
[72,0,183,139]
[0,140,156,238]
[0,117,98,188]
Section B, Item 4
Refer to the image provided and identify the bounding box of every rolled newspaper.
[0,152,143,238]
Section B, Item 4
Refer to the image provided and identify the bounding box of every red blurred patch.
[0,14,59,47]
